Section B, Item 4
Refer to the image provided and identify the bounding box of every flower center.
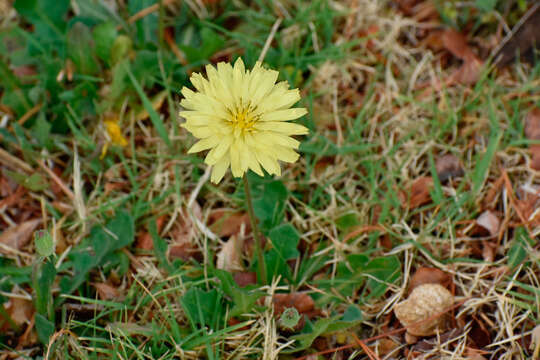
[229,105,258,137]
[234,108,254,129]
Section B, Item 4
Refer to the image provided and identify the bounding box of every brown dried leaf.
[93,283,121,301]
[407,176,433,209]
[530,145,540,171]
[476,210,500,237]
[394,283,454,337]
[448,57,483,86]
[168,242,201,262]
[216,235,244,272]
[466,348,488,360]
[442,29,483,85]
[209,210,250,238]
[409,267,451,293]
[233,272,257,287]
[442,29,477,62]
[377,338,400,355]
[136,215,166,250]
[0,219,41,254]
[272,293,315,317]
[0,298,34,332]
[435,154,464,183]
[524,108,540,140]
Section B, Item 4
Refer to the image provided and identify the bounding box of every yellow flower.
[100,117,128,159]
[104,118,128,147]
[180,58,308,184]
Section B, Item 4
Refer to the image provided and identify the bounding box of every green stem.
[243,176,266,283]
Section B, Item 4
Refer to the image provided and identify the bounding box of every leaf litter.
[1,0,540,358]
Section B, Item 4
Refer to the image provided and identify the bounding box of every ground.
[0,0,539,359]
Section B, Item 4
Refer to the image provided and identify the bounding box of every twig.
[258,17,283,63]
[0,147,34,173]
[17,103,42,126]
[36,159,75,200]
[127,0,175,24]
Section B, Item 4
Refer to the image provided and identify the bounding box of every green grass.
[1,0,540,359]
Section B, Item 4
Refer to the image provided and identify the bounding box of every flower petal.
[254,121,309,135]
[188,136,220,153]
[211,155,230,184]
[260,108,308,122]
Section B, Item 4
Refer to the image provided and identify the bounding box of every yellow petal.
[188,136,220,153]
[255,121,309,135]
[205,136,232,165]
[211,155,230,184]
[229,141,244,178]
[260,108,308,122]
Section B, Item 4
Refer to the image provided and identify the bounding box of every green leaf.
[35,313,55,344]
[179,28,225,63]
[14,0,69,43]
[335,212,360,231]
[4,170,48,192]
[363,256,401,299]
[279,308,301,329]
[180,287,223,330]
[287,310,362,353]
[475,0,497,12]
[269,223,300,260]
[33,260,56,317]
[67,22,100,75]
[34,230,54,257]
[64,211,134,294]
[508,227,529,269]
[93,22,117,63]
[472,131,501,196]
[31,113,51,147]
[214,270,261,318]
[111,35,133,66]
[251,179,288,231]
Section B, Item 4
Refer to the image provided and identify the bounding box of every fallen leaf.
[0,219,41,254]
[524,108,540,140]
[216,235,244,272]
[394,283,454,337]
[0,298,34,332]
[272,293,315,317]
[377,338,400,355]
[493,3,540,67]
[93,283,121,301]
[476,210,500,237]
[468,315,492,348]
[435,154,464,183]
[233,272,257,287]
[530,145,540,171]
[524,108,540,171]
[407,176,433,209]
[442,29,483,85]
[466,348,488,360]
[209,210,250,238]
[168,242,201,262]
[409,267,451,293]
[136,215,166,250]
[442,29,477,62]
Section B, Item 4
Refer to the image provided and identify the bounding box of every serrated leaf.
[34,230,54,257]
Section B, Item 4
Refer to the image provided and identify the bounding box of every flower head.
[180,58,308,183]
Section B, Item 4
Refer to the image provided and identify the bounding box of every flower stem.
[243,176,266,283]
